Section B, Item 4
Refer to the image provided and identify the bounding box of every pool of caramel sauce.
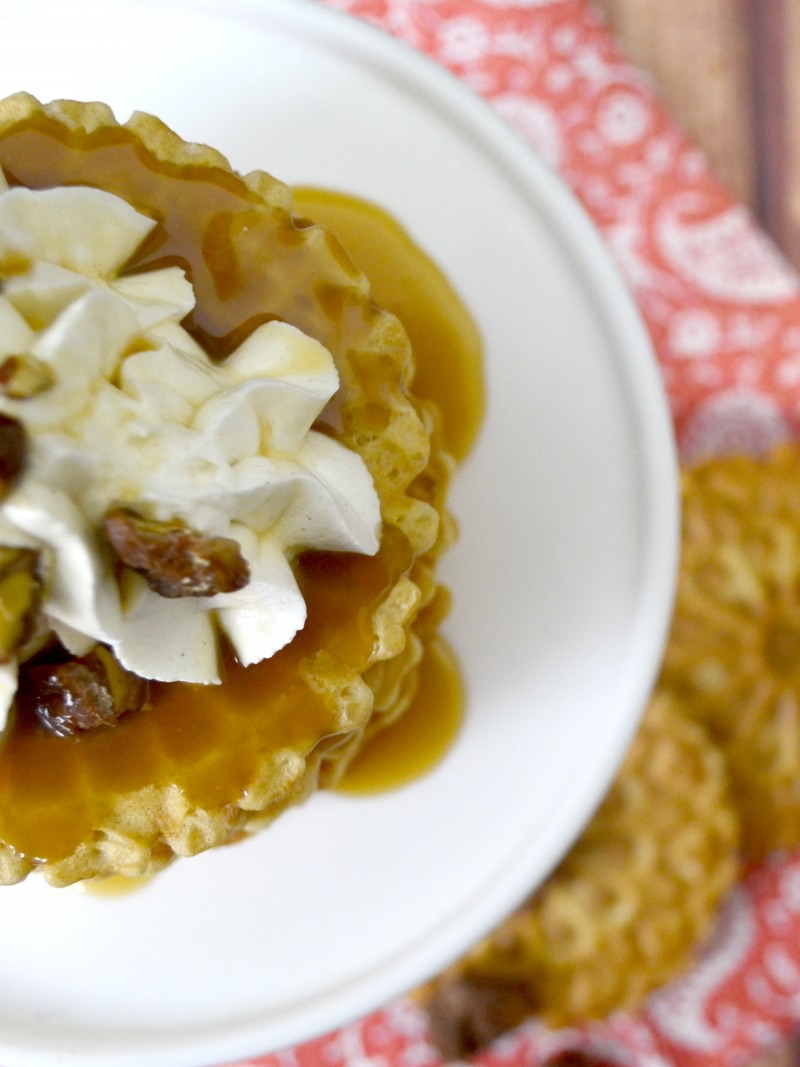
[294,189,481,794]
[292,188,484,466]
[0,118,483,862]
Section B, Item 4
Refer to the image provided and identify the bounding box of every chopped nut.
[0,414,26,499]
[424,976,534,1060]
[542,1053,618,1067]
[0,354,54,398]
[0,546,39,663]
[24,645,149,737]
[102,506,250,598]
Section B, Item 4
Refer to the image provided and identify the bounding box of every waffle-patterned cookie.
[422,694,740,1058]
[661,444,800,859]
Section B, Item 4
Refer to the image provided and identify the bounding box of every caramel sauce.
[337,637,464,794]
[0,526,411,862]
[293,188,484,463]
[0,115,484,865]
[79,874,152,898]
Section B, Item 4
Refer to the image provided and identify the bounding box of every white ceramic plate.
[0,2,678,1064]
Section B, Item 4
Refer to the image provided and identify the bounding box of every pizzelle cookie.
[421,694,740,1058]
[422,444,800,1055]
[659,444,800,859]
[0,93,455,887]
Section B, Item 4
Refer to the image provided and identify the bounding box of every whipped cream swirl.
[0,168,381,725]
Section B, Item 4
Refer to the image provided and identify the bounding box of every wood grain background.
[593,0,798,267]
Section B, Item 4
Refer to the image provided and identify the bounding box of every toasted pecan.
[0,546,39,663]
[0,413,26,499]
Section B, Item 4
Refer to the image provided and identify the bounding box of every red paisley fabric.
[227,2,800,1065]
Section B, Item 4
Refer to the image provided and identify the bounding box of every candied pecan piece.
[102,506,250,598]
[0,354,54,399]
[425,976,534,1060]
[25,645,148,737]
[0,546,39,663]
[542,1053,618,1067]
[0,414,26,498]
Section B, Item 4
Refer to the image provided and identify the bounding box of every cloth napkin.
[228,2,800,1065]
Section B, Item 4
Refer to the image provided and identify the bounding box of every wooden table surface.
[593,0,798,268]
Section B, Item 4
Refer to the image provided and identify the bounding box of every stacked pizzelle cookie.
[0,93,454,888]
[423,445,800,1059]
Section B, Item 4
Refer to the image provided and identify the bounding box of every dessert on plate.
[0,92,456,887]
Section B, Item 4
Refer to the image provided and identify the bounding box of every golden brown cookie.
[422,694,740,1057]
[661,444,800,858]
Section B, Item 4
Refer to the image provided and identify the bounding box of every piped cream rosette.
[0,169,381,727]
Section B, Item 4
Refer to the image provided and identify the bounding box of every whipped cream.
[0,168,381,727]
